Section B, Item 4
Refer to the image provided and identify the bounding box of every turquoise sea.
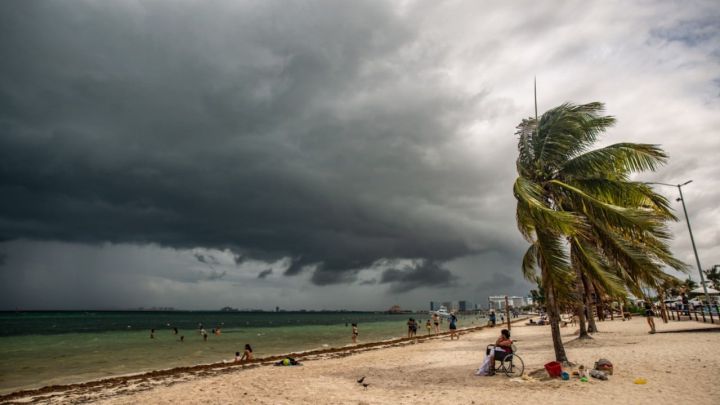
[0,311,485,394]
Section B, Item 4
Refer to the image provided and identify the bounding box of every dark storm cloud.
[0,253,6,266]
[257,268,273,279]
[0,0,505,286]
[380,260,457,293]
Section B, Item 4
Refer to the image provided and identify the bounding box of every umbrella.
[690,287,720,295]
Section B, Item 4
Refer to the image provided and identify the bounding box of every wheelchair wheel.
[502,354,524,377]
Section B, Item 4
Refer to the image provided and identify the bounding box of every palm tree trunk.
[595,290,604,321]
[659,291,669,323]
[543,275,568,363]
[573,266,590,339]
[581,273,598,333]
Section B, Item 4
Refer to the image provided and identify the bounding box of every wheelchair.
[486,343,525,377]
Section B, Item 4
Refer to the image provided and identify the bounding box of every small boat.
[430,305,451,318]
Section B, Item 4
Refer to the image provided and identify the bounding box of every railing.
[667,304,720,324]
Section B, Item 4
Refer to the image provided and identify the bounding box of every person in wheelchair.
[486,329,513,375]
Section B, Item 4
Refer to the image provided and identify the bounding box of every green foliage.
[514,101,687,360]
[705,266,720,289]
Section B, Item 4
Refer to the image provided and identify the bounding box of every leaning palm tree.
[514,102,686,362]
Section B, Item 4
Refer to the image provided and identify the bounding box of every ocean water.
[0,311,485,394]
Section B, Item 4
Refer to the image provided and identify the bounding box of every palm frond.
[560,143,668,178]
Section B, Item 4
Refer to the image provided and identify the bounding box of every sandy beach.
[5,317,719,405]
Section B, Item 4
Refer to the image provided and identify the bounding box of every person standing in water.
[432,313,440,334]
[351,323,358,344]
[150,328,155,339]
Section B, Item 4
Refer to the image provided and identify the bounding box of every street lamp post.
[646,180,710,303]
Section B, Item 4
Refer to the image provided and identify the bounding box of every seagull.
[356,376,365,384]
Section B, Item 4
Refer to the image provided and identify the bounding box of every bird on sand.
[362,383,370,390]
[357,376,365,384]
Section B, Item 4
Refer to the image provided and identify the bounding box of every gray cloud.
[0,0,718,309]
[257,268,273,279]
[380,260,457,293]
[0,0,504,286]
[205,270,227,281]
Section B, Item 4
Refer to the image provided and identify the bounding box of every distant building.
[430,301,435,311]
[488,296,526,310]
[458,300,467,312]
[388,305,403,313]
[275,306,279,312]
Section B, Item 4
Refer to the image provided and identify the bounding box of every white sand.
[12,318,720,404]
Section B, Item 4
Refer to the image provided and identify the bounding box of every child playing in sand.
[426,319,432,334]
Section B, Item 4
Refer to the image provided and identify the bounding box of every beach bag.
[475,352,493,376]
[594,358,613,375]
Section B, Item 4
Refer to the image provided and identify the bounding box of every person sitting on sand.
[351,323,358,344]
[239,344,253,363]
[486,329,513,375]
[234,351,242,362]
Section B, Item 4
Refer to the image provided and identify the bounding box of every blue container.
[561,371,570,380]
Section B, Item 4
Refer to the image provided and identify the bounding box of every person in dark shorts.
[432,313,440,334]
[644,301,656,334]
[449,313,458,340]
[351,323,358,344]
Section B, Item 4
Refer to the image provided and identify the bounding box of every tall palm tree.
[514,102,685,362]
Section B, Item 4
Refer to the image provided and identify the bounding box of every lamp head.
[676,198,683,202]
[681,180,693,186]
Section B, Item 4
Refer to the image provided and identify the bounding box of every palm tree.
[514,102,686,362]
[704,266,720,289]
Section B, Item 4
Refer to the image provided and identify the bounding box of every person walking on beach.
[351,323,358,344]
[432,313,440,334]
[449,313,458,340]
[644,302,656,334]
[489,311,496,327]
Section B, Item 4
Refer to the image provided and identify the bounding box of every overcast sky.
[1,0,718,311]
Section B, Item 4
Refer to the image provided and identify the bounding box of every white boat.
[430,305,451,318]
